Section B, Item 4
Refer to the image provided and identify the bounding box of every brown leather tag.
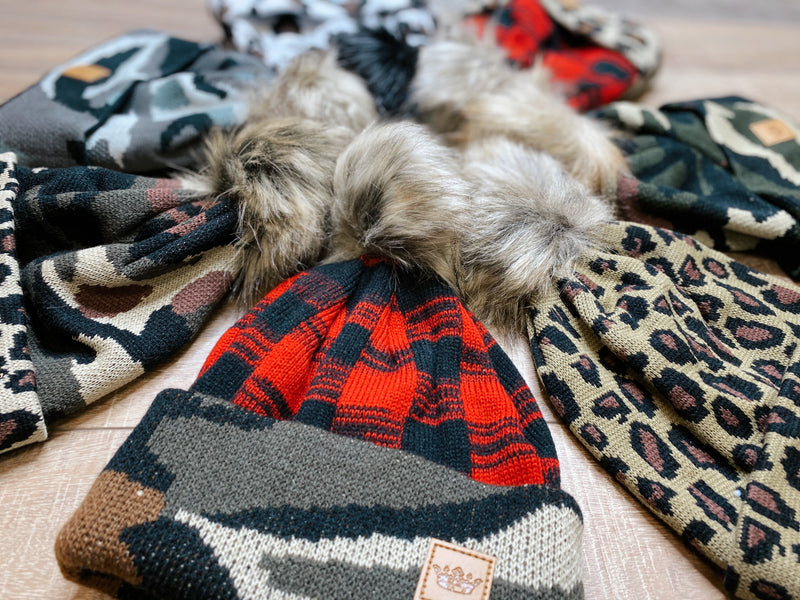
[61,64,112,83]
[414,539,496,600]
[749,118,796,146]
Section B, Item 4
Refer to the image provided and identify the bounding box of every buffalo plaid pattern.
[468,0,640,110]
[194,257,560,487]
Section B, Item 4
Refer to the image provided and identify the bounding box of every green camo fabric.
[597,97,800,278]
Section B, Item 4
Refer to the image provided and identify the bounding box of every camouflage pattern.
[55,388,584,599]
[0,152,237,455]
[597,97,800,278]
[209,0,436,75]
[0,30,271,173]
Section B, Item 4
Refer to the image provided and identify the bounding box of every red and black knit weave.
[468,0,640,111]
[194,257,560,487]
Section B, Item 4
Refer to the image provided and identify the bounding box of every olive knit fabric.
[598,97,800,278]
[528,220,800,600]
[56,257,584,599]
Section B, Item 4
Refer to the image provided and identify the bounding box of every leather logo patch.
[414,539,496,600]
[61,64,112,83]
[749,118,796,146]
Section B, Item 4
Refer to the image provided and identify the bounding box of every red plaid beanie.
[55,257,584,599]
[467,0,661,110]
[192,256,560,487]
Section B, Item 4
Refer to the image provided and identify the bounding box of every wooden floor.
[1,1,799,599]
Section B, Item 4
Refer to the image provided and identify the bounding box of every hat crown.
[195,257,559,486]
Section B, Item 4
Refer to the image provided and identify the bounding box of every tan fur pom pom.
[457,136,613,332]
[203,119,354,306]
[328,120,472,289]
[192,49,379,306]
[412,39,627,198]
[249,49,378,132]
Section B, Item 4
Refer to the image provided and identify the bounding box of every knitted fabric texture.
[598,97,800,278]
[527,220,800,600]
[214,0,660,112]
[0,29,270,173]
[194,256,560,487]
[55,257,584,599]
[467,0,660,110]
[537,0,660,81]
[55,389,584,599]
[0,152,237,455]
[209,0,436,75]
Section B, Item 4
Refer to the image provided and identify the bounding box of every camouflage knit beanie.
[0,29,270,173]
[55,257,584,599]
[0,152,237,455]
[528,220,800,600]
[598,97,800,278]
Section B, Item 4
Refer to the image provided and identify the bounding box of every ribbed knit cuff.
[56,388,584,599]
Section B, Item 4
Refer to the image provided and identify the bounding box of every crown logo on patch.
[432,564,484,595]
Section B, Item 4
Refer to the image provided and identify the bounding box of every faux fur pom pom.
[327,122,611,334]
[203,119,353,307]
[193,49,378,306]
[328,121,471,289]
[191,41,618,324]
[412,39,627,198]
[457,137,613,332]
[249,49,378,134]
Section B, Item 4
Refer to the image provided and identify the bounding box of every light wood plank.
[0,429,130,600]
[630,20,800,119]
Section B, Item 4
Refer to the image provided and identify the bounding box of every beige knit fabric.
[528,221,800,600]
